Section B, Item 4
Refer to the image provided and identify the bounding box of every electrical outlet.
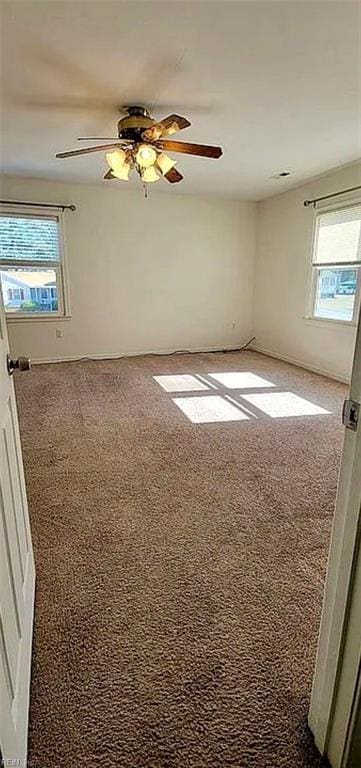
[232,322,236,330]
[56,328,63,339]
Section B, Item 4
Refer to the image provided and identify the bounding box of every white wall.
[1,176,256,362]
[3,165,360,379]
[253,163,361,383]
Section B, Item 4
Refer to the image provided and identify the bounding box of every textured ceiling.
[1,0,360,199]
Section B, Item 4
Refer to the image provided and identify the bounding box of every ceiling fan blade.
[56,143,123,159]
[143,114,191,140]
[157,140,223,159]
[77,137,123,141]
[104,170,115,180]
[164,167,183,184]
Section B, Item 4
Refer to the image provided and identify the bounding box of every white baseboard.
[250,344,350,385]
[30,343,246,365]
[30,342,350,384]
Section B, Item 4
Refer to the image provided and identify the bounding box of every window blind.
[0,214,60,262]
[313,204,361,265]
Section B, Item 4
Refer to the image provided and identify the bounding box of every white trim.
[307,266,361,326]
[58,210,71,317]
[30,343,352,382]
[28,343,250,365]
[328,537,361,767]
[303,316,358,329]
[305,208,319,319]
[305,200,361,326]
[308,306,361,766]
[6,314,72,323]
[0,206,70,319]
[250,344,350,384]
[1,262,65,319]
[342,658,361,765]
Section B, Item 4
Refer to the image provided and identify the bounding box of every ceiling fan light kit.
[136,144,157,168]
[56,105,223,195]
[142,166,160,184]
[156,152,177,176]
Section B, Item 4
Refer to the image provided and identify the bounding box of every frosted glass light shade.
[106,149,126,173]
[142,166,160,183]
[156,153,176,175]
[110,163,130,181]
[136,144,157,168]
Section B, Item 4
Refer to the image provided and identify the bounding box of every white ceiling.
[1,0,360,199]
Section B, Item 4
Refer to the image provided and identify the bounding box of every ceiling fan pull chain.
[143,182,148,199]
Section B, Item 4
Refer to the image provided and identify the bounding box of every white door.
[0,293,35,762]
[309,305,361,766]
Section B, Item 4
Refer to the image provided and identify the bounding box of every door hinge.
[342,399,360,431]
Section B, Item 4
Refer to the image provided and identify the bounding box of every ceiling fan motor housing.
[117,105,154,141]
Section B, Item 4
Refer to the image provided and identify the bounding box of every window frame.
[0,205,71,321]
[306,199,361,327]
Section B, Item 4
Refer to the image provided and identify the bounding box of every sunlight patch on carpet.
[241,391,331,418]
[153,374,209,392]
[208,372,275,389]
[173,395,249,423]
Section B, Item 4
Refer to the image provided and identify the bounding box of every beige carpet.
[15,350,345,768]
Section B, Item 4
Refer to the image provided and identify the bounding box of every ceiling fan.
[55,105,223,186]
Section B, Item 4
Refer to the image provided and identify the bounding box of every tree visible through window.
[309,204,361,323]
[0,210,67,316]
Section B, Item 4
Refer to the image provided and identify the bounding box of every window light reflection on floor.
[208,372,275,389]
[153,374,209,392]
[241,391,330,418]
[173,395,249,424]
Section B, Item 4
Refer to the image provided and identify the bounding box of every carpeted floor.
[15,350,346,768]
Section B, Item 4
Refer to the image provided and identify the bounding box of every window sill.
[5,314,72,323]
[303,316,357,329]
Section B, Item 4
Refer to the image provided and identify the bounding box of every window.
[12,288,24,301]
[308,204,361,323]
[0,210,68,317]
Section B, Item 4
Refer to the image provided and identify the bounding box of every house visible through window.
[309,204,361,323]
[0,210,68,316]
